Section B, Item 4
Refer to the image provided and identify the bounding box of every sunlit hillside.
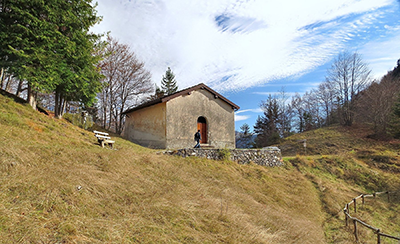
[0,92,399,243]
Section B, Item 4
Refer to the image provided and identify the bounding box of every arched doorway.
[197,116,207,144]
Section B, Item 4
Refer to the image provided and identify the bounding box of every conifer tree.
[0,0,103,117]
[236,123,254,148]
[161,67,178,95]
[254,95,281,147]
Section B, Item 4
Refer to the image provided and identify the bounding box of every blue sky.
[91,0,400,131]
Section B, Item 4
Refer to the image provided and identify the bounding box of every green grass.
[0,92,399,243]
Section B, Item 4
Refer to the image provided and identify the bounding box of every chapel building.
[122,83,240,149]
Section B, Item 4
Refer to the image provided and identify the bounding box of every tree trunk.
[27,83,37,110]
[117,105,125,135]
[54,90,66,119]
[118,115,125,135]
[5,75,12,92]
[103,105,107,128]
[60,100,67,118]
[101,91,108,129]
[107,102,113,130]
[15,80,24,97]
[0,68,4,89]
[55,91,59,117]
[342,101,353,126]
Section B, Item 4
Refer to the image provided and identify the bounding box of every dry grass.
[0,94,326,243]
[285,153,400,243]
[0,93,399,243]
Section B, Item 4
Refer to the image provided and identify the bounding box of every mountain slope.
[0,92,399,243]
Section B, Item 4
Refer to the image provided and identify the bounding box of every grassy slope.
[0,93,399,243]
[279,126,400,243]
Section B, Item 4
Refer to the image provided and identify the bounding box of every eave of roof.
[122,83,240,115]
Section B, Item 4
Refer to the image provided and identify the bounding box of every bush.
[218,148,231,161]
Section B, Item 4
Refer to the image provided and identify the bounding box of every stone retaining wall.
[165,148,283,167]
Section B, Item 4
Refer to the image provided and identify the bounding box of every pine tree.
[161,67,178,95]
[0,0,103,117]
[254,95,281,147]
[236,123,254,148]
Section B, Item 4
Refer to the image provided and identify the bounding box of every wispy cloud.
[235,107,263,122]
[252,92,300,97]
[92,0,398,92]
[215,14,268,33]
[234,114,250,121]
[236,108,263,114]
[361,31,400,79]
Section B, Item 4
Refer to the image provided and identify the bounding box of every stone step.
[200,144,214,149]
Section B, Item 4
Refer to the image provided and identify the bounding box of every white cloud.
[92,0,397,92]
[236,108,263,114]
[235,114,250,121]
[252,92,300,97]
[361,32,400,79]
[235,108,263,121]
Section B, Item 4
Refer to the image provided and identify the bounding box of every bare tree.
[355,59,400,136]
[98,36,153,134]
[277,87,293,138]
[326,51,371,126]
[355,80,396,135]
[290,93,306,132]
[314,81,336,126]
[302,90,322,130]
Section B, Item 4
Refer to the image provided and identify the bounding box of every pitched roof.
[122,83,240,115]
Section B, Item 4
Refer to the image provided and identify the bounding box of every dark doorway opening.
[197,116,207,144]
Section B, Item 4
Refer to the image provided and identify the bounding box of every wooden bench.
[93,130,115,148]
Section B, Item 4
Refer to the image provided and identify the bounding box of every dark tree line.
[0,2,155,135]
[252,52,400,148]
[0,0,103,118]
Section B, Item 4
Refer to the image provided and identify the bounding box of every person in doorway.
[194,130,201,148]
